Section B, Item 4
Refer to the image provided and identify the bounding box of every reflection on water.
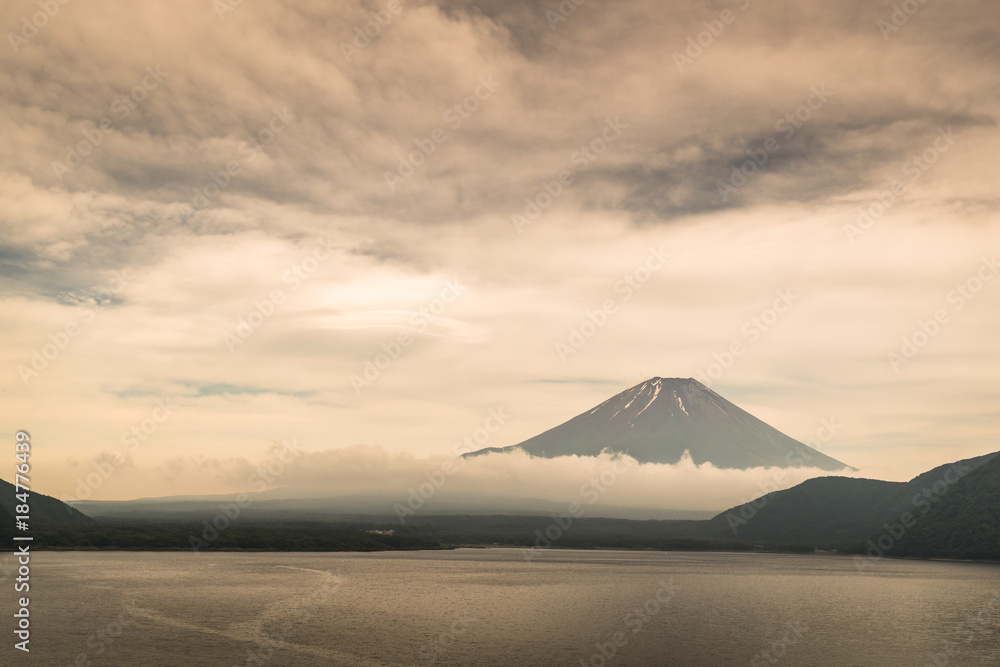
[7,549,999,666]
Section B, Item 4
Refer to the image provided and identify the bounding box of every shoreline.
[5,544,997,564]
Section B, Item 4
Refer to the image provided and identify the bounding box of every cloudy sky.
[2,0,998,505]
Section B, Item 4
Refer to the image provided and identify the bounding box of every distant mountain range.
[0,449,996,560]
[465,377,851,471]
[0,376,990,560]
[71,491,714,521]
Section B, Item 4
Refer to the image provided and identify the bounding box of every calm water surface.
[6,549,999,666]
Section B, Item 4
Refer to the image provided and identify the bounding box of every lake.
[5,549,999,666]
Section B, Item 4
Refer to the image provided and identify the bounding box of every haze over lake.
[14,550,999,666]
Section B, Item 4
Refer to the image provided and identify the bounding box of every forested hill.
[0,476,94,529]
[701,452,998,554]
[890,452,1000,559]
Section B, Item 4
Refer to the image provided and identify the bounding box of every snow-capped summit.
[465,377,850,471]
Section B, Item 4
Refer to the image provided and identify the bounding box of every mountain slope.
[890,453,1000,559]
[704,476,900,546]
[705,452,999,550]
[466,377,850,470]
[0,477,95,528]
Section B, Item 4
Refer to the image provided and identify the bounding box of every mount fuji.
[465,377,851,471]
